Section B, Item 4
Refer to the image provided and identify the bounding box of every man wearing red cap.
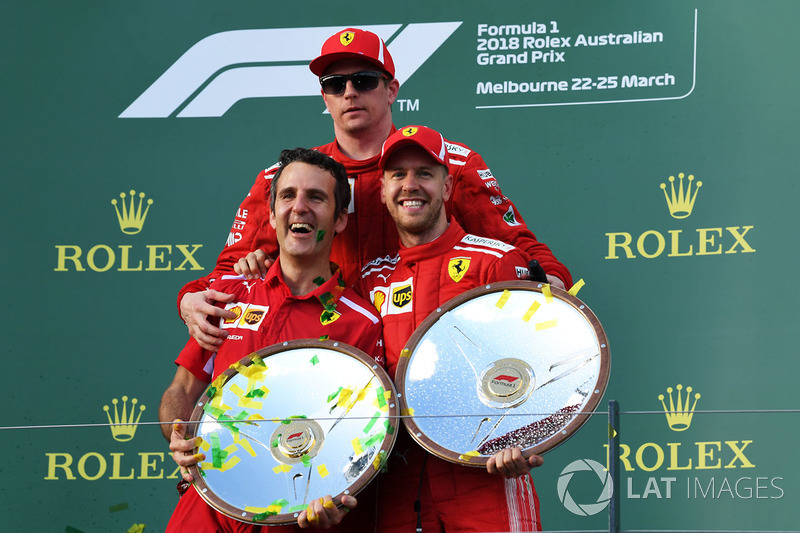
[177,27,572,358]
[356,124,543,532]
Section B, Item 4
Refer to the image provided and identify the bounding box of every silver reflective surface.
[188,343,397,524]
[399,285,608,464]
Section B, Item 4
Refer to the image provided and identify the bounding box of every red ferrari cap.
[379,126,447,170]
[309,28,395,77]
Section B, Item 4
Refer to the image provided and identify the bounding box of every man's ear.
[333,209,348,235]
[442,173,454,202]
[269,208,277,230]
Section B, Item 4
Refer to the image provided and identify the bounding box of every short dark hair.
[269,148,350,215]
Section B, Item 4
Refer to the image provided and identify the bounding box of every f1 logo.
[120,23,462,118]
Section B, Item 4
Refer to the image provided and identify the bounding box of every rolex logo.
[103,396,146,442]
[111,190,154,234]
[660,173,702,219]
[658,384,700,432]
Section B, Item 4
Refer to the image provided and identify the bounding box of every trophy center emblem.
[270,419,325,463]
[479,358,534,408]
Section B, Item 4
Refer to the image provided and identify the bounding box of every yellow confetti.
[317,464,330,478]
[495,289,511,309]
[542,284,553,303]
[234,433,257,457]
[459,451,480,462]
[400,348,411,358]
[198,438,210,452]
[273,464,292,474]
[568,278,585,296]
[535,319,558,331]
[352,437,364,455]
[401,407,415,417]
[522,301,541,323]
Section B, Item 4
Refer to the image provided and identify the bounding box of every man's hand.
[486,447,543,479]
[233,249,274,279]
[180,290,237,351]
[297,495,357,529]
[168,419,205,483]
[546,274,565,290]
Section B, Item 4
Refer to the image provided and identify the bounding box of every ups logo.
[391,285,413,308]
[243,309,265,325]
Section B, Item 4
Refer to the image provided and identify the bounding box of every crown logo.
[103,396,146,442]
[111,190,153,234]
[659,173,702,219]
[658,384,700,432]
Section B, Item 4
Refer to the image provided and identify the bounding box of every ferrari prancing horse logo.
[448,257,471,282]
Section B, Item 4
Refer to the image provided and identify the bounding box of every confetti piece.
[400,349,411,358]
[363,411,381,433]
[384,420,395,434]
[301,454,312,467]
[373,450,388,471]
[375,386,386,408]
[352,437,364,455]
[288,504,307,513]
[319,335,329,341]
[327,387,343,403]
[317,464,329,478]
[109,502,128,513]
[273,464,292,474]
[313,276,325,286]
[496,289,511,309]
[459,451,480,462]
[522,301,541,323]
[535,319,557,331]
[126,525,146,533]
[568,278,585,296]
[542,284,553,303]
[316,229,326,242]
[401,407,415,417]
[310,355,320,366]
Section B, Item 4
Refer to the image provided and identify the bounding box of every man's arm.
[446,145,573,288]
[158,366,209,482]
[176,167,280,346]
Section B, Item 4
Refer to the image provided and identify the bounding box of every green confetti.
[337,275,346,288]
[288,504,307,513]
[319,292,336,311]
[126,525,146,533]
[301,454,311,467]
[310,355,320,365]
[205,386,217,399]
[319,334,329,341]
[362,431,385,448]
[313,276,325,286]
[245,388,267,399]
[384,420,395,434]
[250,355,266,367]
[363,411,381,434]
[109,502,129,513]
[375,386,386,408]
[316,229,326,242]
[252,511,275,521]
[271,435,281,448]
[203,403,226,419]
[327,386,343,403]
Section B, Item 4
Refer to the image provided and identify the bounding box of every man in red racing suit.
[177,27,571,353]
[355,126,544,532]
[159,149,383,533]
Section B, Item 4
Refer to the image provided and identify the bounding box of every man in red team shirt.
[159,148,383,532]
[357,125,544,532]
[178,27,572,352]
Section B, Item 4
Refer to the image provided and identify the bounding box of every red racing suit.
[167,260,383,533]
[355,221,541,532]
[177,133,572,315]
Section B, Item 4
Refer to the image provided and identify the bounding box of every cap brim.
[310,52,391,77]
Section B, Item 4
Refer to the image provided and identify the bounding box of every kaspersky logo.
[606,172,755,260]
[54,190,204,272]
[45,396,181,482]
[120,23,462,118]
